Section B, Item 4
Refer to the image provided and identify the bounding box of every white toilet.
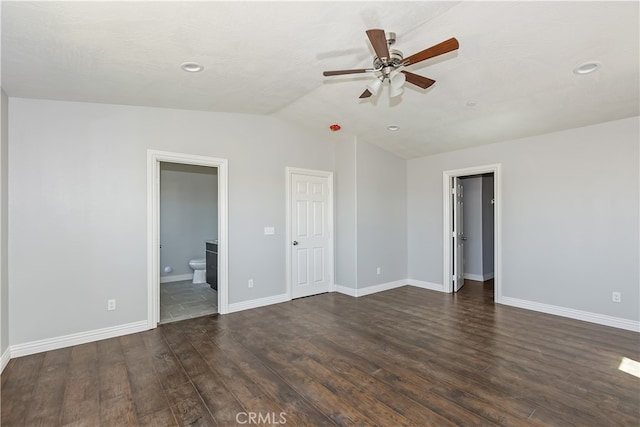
[188,258,206,284]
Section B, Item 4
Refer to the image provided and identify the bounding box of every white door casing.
[147,150,229,328]
[286,168,334,299]
[453,178,465,292]
[443,164,501,302]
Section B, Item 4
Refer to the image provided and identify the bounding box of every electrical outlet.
[612,292,621,303]
[376,267,381,275]
[107,299,116,311]
[248,279,254,288]
[264,227,275,235]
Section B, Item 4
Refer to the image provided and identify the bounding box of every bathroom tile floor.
[160,280,217,324]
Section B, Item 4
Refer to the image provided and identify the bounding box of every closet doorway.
[456,174,495,300]
[443,164,502,303]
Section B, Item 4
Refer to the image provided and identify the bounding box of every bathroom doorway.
[147,150,228,329]
[159,162,218,323]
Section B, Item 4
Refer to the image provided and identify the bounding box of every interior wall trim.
[227,293,290,314]
[443,164,502,302]
[406,279,445,292]
[9,320,148,359]
[463,273,495,281]
[147,149,229,328]
[333,284,358,297]
[5,284,639,363]
[335,280,407,297]
[160,274,193,284]
[500,296,640,332]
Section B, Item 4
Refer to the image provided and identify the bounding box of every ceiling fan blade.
[359,89,373,99]
[402,37,459,66]
[323,69,370,76]
[401,71,436,89]
[366,29,390,62]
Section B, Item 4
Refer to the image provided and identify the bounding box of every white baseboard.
[228,293,290,314]
[500,296,640,332]
[7,286,634,364]
[10,320,149,358]
[357,280,407,297]
[1,347,10,373]
[160,273,193,283]
[334,284,358,297]
[463,272,494,281]
[407,279,445,292]
[334,280,407,298]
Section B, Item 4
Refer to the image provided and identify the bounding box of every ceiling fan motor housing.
[374,49,404,76]
[386,32,396,46]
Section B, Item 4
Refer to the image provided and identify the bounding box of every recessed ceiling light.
[181,62,203,73]
[387,125,400,131]
[573,61,601,75]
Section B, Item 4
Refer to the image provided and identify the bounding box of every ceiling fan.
[323,29,459,99]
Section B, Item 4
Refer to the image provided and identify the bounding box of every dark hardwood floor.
[2,281,639,426]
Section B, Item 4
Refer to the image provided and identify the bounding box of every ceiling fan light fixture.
[181,62,204,73]
[573,61,601,75]
[366,77,384,95]
[389,69,406,89]
[389,83,404,98]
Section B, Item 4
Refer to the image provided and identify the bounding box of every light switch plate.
[264,227,275,235]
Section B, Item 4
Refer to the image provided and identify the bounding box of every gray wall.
[461,176,483,277]
[8,98,334,345]
[5,95,638,350]
[408,117,639,321]
[160,163,217,278]
[356,141,407,288]
[334,139,407,290]
[482,175,495,276]
[0,89,8,359]
[335,138,357,289]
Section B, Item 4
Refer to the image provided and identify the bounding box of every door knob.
[292,241,299,246]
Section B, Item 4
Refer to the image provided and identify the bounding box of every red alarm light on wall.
[329,124,341,132]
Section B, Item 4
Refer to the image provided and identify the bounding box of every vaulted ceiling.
[2,1,638,158]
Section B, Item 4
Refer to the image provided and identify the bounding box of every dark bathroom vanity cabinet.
[206,240,218,291]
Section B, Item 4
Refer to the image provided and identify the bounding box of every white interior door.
[453,177,465,292]
[289,170,333,299]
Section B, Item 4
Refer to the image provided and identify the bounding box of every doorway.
[147,150,229,329]
[443,164,502,303]
[457,174,495,298]
[158,163,218,323]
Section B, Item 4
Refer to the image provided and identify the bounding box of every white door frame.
[443,164,502,302]
[147,150,229,329]
[285,167,335,299]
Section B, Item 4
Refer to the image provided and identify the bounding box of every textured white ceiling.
[2,1,639,159]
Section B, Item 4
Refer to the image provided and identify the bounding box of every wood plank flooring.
[2,281,639,426]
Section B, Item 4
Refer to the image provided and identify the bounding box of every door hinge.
[451,187,456,195]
